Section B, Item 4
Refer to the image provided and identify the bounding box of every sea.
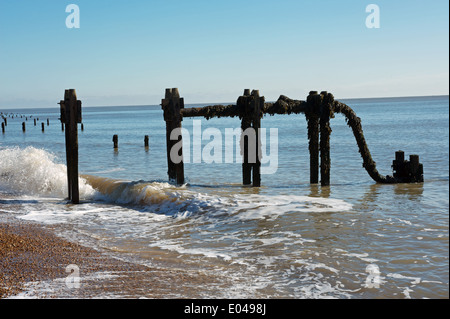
[0,95,448,299]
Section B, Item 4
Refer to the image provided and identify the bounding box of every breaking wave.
[1,147,353,220]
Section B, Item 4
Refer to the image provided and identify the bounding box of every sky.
[0,0,448,108]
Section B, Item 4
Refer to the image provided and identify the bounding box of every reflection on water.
[393,183,424,200]
[360,182,424,205]
[308,184,331,198]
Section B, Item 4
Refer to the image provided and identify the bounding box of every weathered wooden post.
[47,118,49,126]
[238,89,263,187]
[319,91,333,186]
[41,122,45,132]
[144,135,149,147]
[1,122,4,133]
[22,122,26,132]
[161,88,184,185]
[409,155,424,183]
[393,150,406,181]
[238,89,252,185]
[251,90,263,187]
[34,118,37,126]
[306,91,321,184]
[59,89,82,204]
[392,151,423,183]
[113,135,118,149]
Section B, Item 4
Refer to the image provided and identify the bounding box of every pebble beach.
[0,211,216,299]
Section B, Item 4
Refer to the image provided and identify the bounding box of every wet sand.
[0,214,216,299]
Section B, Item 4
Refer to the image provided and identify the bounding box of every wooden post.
[238,89,263,187]
[1,122,4,133]
[144,135,149,147]
[319,91,332,186]
[306,91,320,184]
[60,89,81,204]
[393,150,407,182]
[47,118,49,126]
[395,150,405,163]
[22,122,26,132]
[393,151,423,183]
[113,135,118,149]
[60,100,71,200]
[164,90,176,182]
[161,88,184,185]
[41,122,45,132]
[34,118,37,126]
[238,89,252,185]
[409,154,423,183]
[409,155,419,180]
[251,90,263,187]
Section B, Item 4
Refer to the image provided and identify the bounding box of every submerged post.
[59,89,82,204]
[238,89,252,185]
[251,90,263,187]
[238,89,263,187]
[306,91,320,184]
[161,88,184,185]
[319,91,333,186]
[392,151,423,183]
[409,155,424,183]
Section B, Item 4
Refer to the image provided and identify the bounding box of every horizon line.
[89,93,449,108]
[0,94,448,111]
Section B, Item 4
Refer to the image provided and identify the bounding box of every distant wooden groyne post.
[59,89,82,204]
[161,88,185,185]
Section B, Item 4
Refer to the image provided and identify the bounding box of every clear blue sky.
[0,0,448,108]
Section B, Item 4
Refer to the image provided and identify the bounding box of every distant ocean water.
[0,95,448,298]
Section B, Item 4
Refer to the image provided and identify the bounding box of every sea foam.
[0,146,95,198]
[1,147,353,222]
